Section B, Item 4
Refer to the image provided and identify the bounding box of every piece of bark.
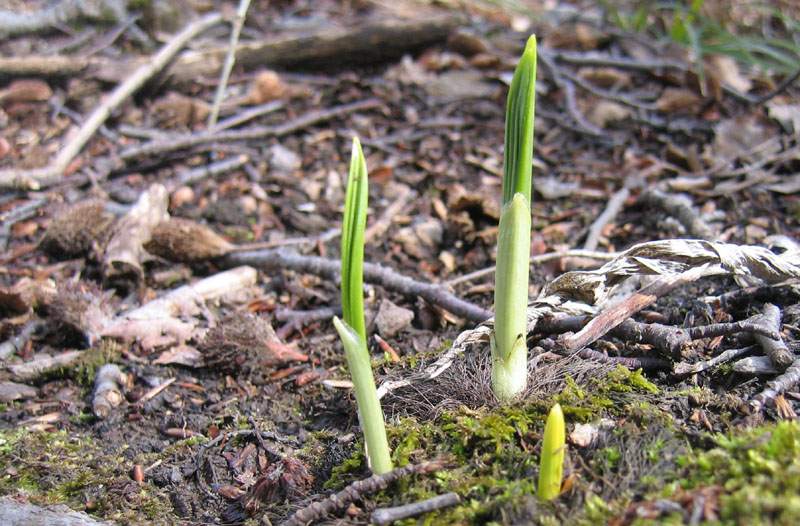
[102,184,169,287]
[91,363,124,418]
[0,498,114,526]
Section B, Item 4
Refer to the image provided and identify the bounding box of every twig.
[6,350,84,382]
[364,185,414,243]
[0,321,48,361]
[0,12,224,190]
[0,197,46,252]
[283,460,447,526]
[135,377,176,405]
[371,492,461,524]
[672,345,756,378]
[638,188,715,240]
[584,187,630,251]
[754,304,794,370]
[222,250,492,323]
[538,50,606,137]
[170,154,250,190]
[755,68,800,105]
[444,249,618,287]
[120,98,382,161]
[212,100,283,132]
[686,318,780,342]
[547,49,686,72]
[749,357,800,414]
[207,0,252,131]
[556,65,657,110]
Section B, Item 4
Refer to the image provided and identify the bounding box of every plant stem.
[491,192,531,400]
[333,316,393,475]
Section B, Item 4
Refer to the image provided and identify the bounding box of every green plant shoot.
[538,403,565,501]
[337,137,392,475]
[333,316,393,475]
[341,137,369,341]
[492,35,536,400]
[502,35,537,206]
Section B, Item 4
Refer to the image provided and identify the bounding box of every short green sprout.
[336,137,392,475]
[492,35,537,400]
[538,403,566,500]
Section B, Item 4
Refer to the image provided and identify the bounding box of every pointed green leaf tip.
[502,34,537,206]
[538,403,565,501]
[341,137,368,342]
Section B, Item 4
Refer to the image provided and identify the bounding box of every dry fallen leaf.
[655,87,701,114]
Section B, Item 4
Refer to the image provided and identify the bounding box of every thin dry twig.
[0,12,224,190]
[444,249,618,287]
[584,186,630,251]
[673,345,756,378]
[119,99,382,161]
[283,461,447,526]
[749,357,800,414]
[222,249,492,323]
[207,0,252,131]
[371,492,461,524]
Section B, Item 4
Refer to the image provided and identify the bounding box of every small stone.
[374,299,414,338]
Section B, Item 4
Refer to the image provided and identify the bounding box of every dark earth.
[1,1,800,525]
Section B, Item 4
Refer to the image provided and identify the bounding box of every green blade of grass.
[341,137,369,342]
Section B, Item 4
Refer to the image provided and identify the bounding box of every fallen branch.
[0,12,224,190]
[284,460,447,526]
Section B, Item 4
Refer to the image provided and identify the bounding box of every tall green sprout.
[334,137,392,475]
[492,35,537,400]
